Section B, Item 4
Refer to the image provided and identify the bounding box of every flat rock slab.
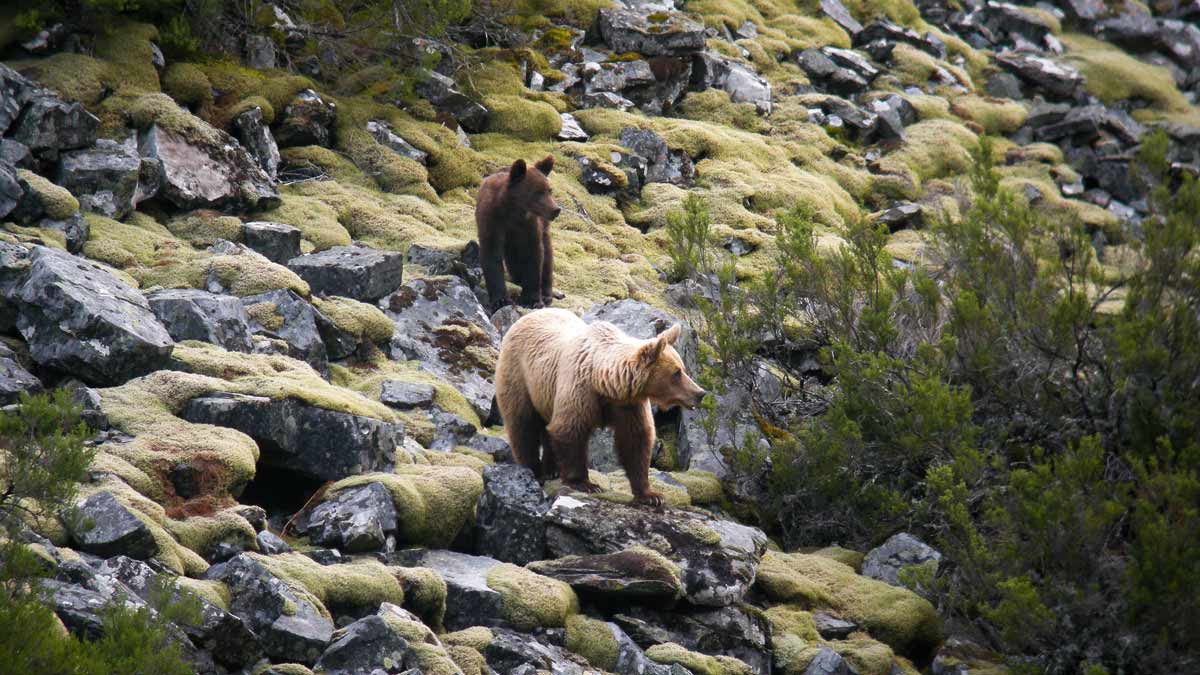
[544,495,767,607]
[288,245,404,302]
[9,246,173,385]
[181,392,399,483]
[527,548,683,598]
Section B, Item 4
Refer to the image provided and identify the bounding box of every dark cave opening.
[238,460,325,532]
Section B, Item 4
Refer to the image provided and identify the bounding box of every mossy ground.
[485,563,579,630]
[645,642,754,675]
[565,615,619,670]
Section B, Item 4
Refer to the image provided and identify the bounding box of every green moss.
[256,191,352,251]
[164,211,244,246]
[244,300,283,331]
[833,634,896,675]
[312,295,395,344]
[811,546,865,571]
[15,170,78,219]
[81,212,197,280]
[889,44,972,89]
[485,95,563,141]
[839,0,921,26]
[93,22,160,95]
[225,95,277,125]
[448,644,487,675]
[677,89,770,133]
[1063,33,1192,112]
[881,119,978,188]
[949,95,1028,135]
[485,563,579,630]
[394,566,448,631]
[161,63,213,110]
[279,146,373,187]
[645,642,754,675]
[443,626,494,651]
[755,551,942,658]
[76,476,209,575]
[565,615,619,670]
[252,664,313,675]
[766,604,821,642]
[176,578,231,611]
[668,470,725,505]
[329,465,482,547]
[18,53,109,105]
[376,604,462,675]
[165,508,257,559]
[146,251,311,298]
[250,552,404,618]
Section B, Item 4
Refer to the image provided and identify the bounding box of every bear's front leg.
[612,402,663,508]
[547,415,601,494]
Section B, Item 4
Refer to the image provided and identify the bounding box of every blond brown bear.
[495,308,706,506]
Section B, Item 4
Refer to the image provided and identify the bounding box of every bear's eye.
[672,369,682,381]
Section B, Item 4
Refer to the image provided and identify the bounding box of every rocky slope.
[2,0,1198,673]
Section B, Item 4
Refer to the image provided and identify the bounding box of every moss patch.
[313,295,395,344]
[164,211,244,246]
[394,566,448,631]
[949,95,1028,135]
[565,615,619,670]
[485,563,579,630]
[256,191,352,251]
[328,465,482,547]
[250,552,404,618]
[1063,33,1192,113]
[16,170,78,219]
[161,63,213,110]
[645,642,754,675]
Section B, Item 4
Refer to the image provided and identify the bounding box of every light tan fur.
[495,308,705,506]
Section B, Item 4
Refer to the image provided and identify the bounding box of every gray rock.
[820,0,862,36]
[619,127,694,186]
[206,553,334,664]
[994,50,1083,100]
[57,135,142,219]
[0,341,42,405]
[544,495,767,607]
[39,578,144,641]
[1035,104,1142,145]
[181,392,400,483]
[804,647,856,675]
[0,65,41,136]
[242,220,301,264]
[557,113,590,142]
[314,613,413,675]
[149,288,256,352]
[246,34,277,69]
[0,138,32,168]
[0,242,30,330]
[614,604,769,675]
[984,71,1024,100]
[861,532,942,588]
[485,627,599,675]
[388,549,505,630]
[586,60,657,95]
[37,213,89,255]
[257,530,292,555]
[11,95,99,158]
[982,1,1056,45]
[11,246,173,385]
[0,162,21,221]
[98,555,262,669]
[578,151,645,196]
[380,380,436,410]
[875,202,923,231]
[597,8,706,56]
[474,464,549,565]
[59,378,108,430]
[233,106,281,179]
[66,491,158,559]
[366,119,429,164]
[813,612,858,640]
[288,245,404,302]
[528,548,683,598]
[276,89,337,148]
[429,408,478,451]
[580,90,637,111]
[138,122,279,211]
[415,70,490,134]
[380,276,499,421]
[691,52,772,114]
[466,433,513,464]
[867,97,906,141]
[241,288,329,372]
[306,482,398,553]
[854,20,945,58]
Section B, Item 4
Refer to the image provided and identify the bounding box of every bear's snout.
[687,388,707,409]
[549,205,562,220]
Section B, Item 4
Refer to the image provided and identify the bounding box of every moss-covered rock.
[250,552,404,619]
[393,565,448,631]
[756,551,942,659]
[328,464,482,547]
[645,642,754,675]
[485,95,563,141]
[164,210,244,246]
[162,63,214,110]
[485,563,579,630]
[16,170,79,220]
[565,615,620,670]
[312,295,395,345]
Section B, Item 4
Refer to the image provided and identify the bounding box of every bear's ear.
[659,323,682,345]
[638,336,668,366]
[535,155,555,176]
[509,159,528,183]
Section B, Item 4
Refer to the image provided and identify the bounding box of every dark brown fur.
[475,156,561,312]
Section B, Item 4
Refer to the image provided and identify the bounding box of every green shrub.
[665,193,713,282]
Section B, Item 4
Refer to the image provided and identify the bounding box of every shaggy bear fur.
[475,156,561,312]
[495,308,706,506]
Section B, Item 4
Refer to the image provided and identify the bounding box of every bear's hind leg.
[612,402,663,507]
[499,381,546,478]
[547,416,602,494]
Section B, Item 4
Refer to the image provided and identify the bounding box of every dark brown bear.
[475,156,561,312]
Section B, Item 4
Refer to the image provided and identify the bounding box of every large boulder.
[994,50,1084,100]
[582,299,697,370]
[0,162,22,220]
[0,64,39,135]
[138,123,279,211]
[57,136,143,219]
[474,464,550,565]
[288,244,404,302]
[366,119,428,164]
[313,613,413,675]
[414,71,490,134]
[380,380,436,410]
[10,95,99,158]
[275,89,337,148]
[304,482,398,553]
[205,553,334,664]
[9,246,174,385]
[388,549,505,630]
[544,495,767,607]
[241,288,329,372]
[97,556,261,670]
[380,276,500,421]
[690,53,772,114]
[65,491,158,559]
[619,127,694,186]
[861,532,942,589]
[596,8,706,56]
[232,106,281,179]
[148,288,256,353]
[181,392,400,483]
[485,627,602,675]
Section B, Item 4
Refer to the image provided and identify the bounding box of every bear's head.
[507,156,562,222]
[637,324,707,410]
